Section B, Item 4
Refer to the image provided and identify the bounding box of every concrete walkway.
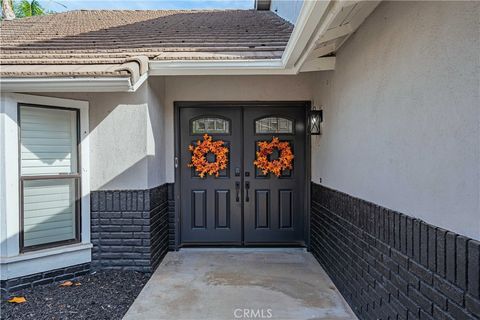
[123,249,356,320]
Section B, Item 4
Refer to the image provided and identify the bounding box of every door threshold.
[178,247,308,253]
[178,241,306,249]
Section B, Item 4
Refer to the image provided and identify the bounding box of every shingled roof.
[0,10,293,81]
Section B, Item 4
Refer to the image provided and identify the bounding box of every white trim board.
[0,93,91,279]
[0,77,137,93]
[148,59,291,76]
[281,0,331,69]
[0,243,92,280]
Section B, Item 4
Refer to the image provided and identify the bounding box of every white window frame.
[0,94,91,280]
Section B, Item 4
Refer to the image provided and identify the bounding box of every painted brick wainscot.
[91,184,170,273]
[1,184,171,294]
[310,183,480,320]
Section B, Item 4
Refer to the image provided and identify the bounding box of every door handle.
[245,181,250,202]
[235,182,240,202]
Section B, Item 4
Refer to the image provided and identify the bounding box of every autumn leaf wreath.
[254,137,294,177]
[188,134,229,178]
[188,135,294,178]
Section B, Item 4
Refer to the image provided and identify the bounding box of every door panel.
[255,190,270,228]
[180,107,242,244]
[179,105,306,245]
[192,190,206,228]
[243,107,305,244]
[215,190,230,228]
[279,190,293,229]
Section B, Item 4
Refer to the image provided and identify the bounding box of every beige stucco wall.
[311,1,480,239]
[162,74,315,182]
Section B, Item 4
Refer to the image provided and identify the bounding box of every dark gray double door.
[179,105,306,245]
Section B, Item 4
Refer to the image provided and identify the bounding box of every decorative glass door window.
[19,105,80,250]
[191,117,230,134]
[255,117,293,134]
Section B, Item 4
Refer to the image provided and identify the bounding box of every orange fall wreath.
[254,137,294,177]
[188,134,229,178]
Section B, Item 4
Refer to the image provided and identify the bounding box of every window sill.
[0,243,92,264]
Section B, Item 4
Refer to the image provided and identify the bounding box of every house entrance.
[178,103,307,245]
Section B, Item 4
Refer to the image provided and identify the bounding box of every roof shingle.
[0,10,292,79]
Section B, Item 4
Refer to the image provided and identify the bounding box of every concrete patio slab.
[123,248,356,320]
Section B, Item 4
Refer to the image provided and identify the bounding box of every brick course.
[310,182,480,320]
[1,263,90,296]
[167,183,177,250]
[91,184,170,274]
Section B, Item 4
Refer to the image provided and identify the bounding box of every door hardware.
[174,156,179,168]
[245,171,250,177]
[245,181,250,202]
[235,182,240,202]
[235,167,241,177]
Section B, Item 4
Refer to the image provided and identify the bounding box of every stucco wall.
[41,74,316,190]
[162,74,315,182]
[42,80,167,191]
[147,77,167,189]
[311,1,480,239]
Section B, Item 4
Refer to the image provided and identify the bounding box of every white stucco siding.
[271,0,303,24]
[311,1,480,239]
[163,74,315,182]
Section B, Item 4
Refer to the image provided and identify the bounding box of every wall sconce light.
[309,107,323,135]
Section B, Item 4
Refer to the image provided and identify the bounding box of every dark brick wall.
[1,263,90,296]
[150,184,169,271]
[91,184,170,274]
[310,182,480,320]
[167,183,176,250]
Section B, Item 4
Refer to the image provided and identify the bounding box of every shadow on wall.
[85,97,163,191]
[27,99,149,190]
[94,155,164,191]
[11,88,164,191]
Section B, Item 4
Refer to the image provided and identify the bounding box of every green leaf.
[15,0,46,17]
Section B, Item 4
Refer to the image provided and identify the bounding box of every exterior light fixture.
[309,107,323,135]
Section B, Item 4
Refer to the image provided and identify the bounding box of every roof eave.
[281,0,331,70]
[145,1,335,77]
[0,1,343,91]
